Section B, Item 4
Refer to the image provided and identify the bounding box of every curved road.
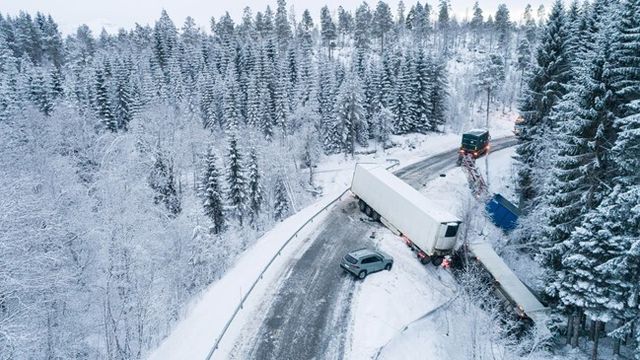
[230,137,517,360]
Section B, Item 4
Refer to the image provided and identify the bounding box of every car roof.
[348,248,379,259]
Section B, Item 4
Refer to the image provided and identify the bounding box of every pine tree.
[515,0,572,209]
[494,4,512,59]
[354,2,372,50]
[470,1,484,46]
[320,6,337,58]
[226,135,247,226]
[201,148,225,234]
[273,175,290,221]
[373,1,394,52]
[246,148,264,227]
[338,6,354,47]
[474,54,505,126]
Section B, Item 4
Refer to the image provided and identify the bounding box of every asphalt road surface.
[230,137,517,360]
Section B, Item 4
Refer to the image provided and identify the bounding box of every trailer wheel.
[358,199,366,212]
[364,205,373,217]
[358,270,367,280]
[432,256,443,266]
[372,211,381,222]
[420,254,430,265]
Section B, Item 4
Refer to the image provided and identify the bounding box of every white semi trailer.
[350,164,462,266]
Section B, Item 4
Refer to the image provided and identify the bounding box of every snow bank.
[148,190,344,360]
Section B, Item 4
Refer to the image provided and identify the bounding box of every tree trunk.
[613,336,621,356]
[590,319,596,341]
[571,309,581,348]
[567,312,575,345]
[592,320,600,360]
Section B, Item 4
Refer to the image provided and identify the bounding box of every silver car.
[340,248,394,279]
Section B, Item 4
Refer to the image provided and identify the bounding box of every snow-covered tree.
[273,175,290,221]
[225,134,246,226]
[201,147,226,234]
[246,147,264,227]
[335,74,367,156]
[515,0,572,209]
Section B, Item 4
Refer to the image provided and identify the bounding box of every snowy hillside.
[1,0,639,359]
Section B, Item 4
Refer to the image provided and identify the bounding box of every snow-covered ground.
[148,122,518,360]
[347,146,555,360]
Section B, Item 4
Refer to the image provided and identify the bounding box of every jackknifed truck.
[350,164,462,266]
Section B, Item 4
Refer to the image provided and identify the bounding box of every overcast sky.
[2,0,552,35]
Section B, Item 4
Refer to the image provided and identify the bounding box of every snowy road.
[229,137,517,360]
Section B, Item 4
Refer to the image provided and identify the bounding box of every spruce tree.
[273,175,290,221]
[113,58,133,131]
[391,54,416,134]
[246,148,264,227]
[275,0,291,49]
[95,65,116,131]
[515,0,572,209]
[412,49,431,133]
[201,148,225,234]
[544,20,618,313]
[428,57,449,131]
[226,135,247,226]
[335,74,367,156]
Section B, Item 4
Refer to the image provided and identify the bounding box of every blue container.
[485,194,521,232]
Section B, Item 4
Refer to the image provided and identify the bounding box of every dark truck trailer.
[486,193,521,232]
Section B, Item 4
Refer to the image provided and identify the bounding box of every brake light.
[442,257,451,269]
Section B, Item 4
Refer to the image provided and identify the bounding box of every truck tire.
[358,270,367,280]
[364,205,373,217]
[432,256,443,266]
[420,254,430,265]
[358,199,366,212]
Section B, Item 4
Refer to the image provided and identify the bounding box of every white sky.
[2,0,552,35]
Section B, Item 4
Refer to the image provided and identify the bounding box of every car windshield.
[345,254,358,264]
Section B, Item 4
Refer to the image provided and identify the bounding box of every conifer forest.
[0,0,638,359]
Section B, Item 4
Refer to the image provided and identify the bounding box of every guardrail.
[205,159,400,360]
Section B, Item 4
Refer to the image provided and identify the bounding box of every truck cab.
[458,129,490,163]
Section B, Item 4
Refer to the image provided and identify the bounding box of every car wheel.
[385,263,392,271]
[432,256,443,266]
[358,270,367,279]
